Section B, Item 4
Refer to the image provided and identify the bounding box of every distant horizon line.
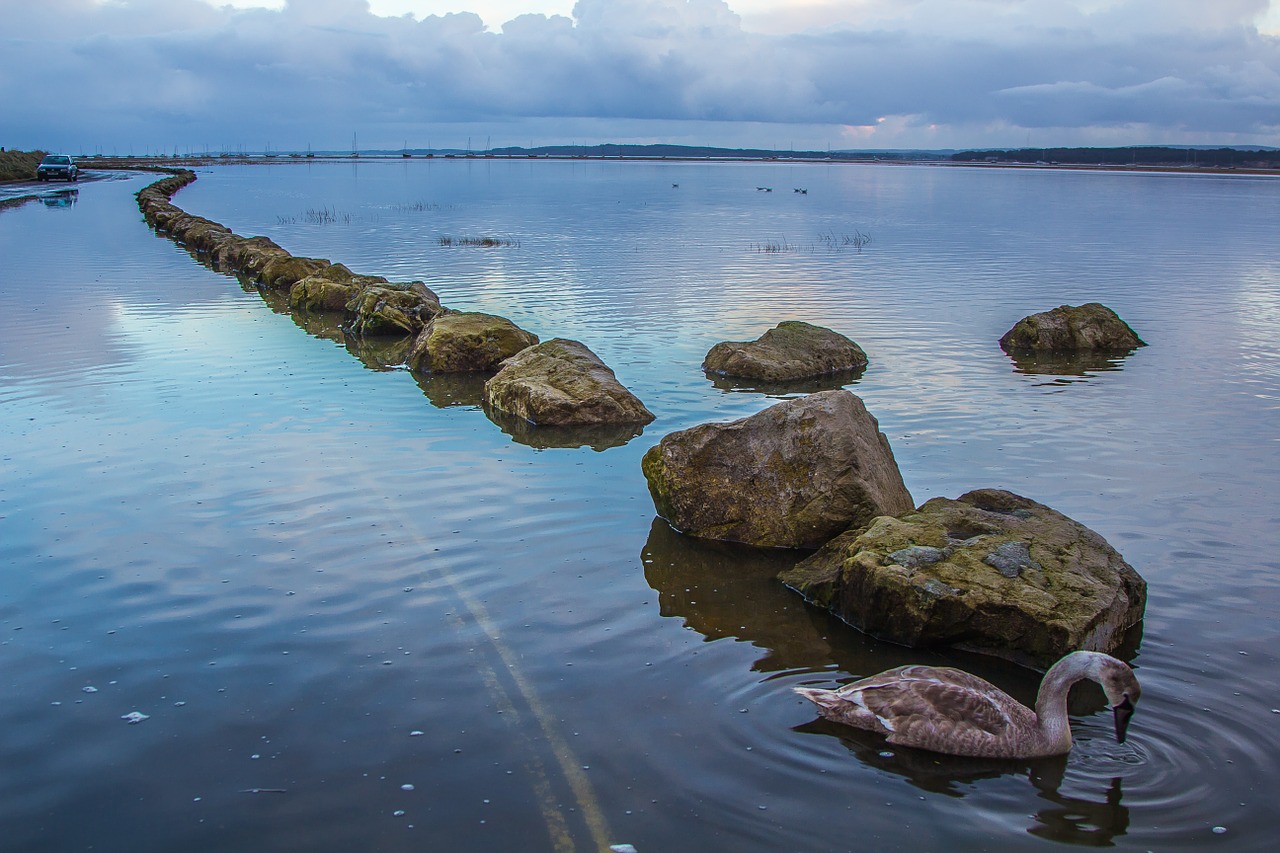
[64,141,1280,158]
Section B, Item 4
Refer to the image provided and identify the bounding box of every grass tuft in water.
[276,207,364,226]
[818,230,873,250]
[439,235,521,248]
[753,238,796,253]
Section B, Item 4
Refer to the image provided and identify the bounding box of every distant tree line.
[488,143,930,161]
[952,147,1280,168]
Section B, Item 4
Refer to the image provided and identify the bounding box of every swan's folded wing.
[858,671,1017,753]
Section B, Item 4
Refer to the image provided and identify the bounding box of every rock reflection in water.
[342,333,410,371]
[795,719,1129,846]
[259,288,410,370]
[1007,349,1140,381]
[411,369,488,409]
[704,366,865,397]
[642,518,864,673]
[484,404,646,451]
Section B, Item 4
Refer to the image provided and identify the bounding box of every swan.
[793,650,1140,759]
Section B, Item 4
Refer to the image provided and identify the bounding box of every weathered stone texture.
[703,321,869,381]
[641,390,913,549]
[779,488,1147,668]
[484,338,655,427]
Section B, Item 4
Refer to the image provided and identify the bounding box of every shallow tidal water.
[1,159,1278,851]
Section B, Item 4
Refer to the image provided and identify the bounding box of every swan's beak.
[1112,695,1135,743]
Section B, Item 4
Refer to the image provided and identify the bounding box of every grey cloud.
[4,0,1278,150]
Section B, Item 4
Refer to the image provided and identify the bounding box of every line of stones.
[133,169,654,434]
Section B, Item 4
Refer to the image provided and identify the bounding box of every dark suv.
[37,154,79,182]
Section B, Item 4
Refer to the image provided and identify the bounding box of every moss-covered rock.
[642,390,913,549]
[290,278,360,313]
[287,264,384,313]
[484,338,655,427]
[703,321,869,381]
[260,255,331,291]
[344,282,443,337]
[211,236,287,275]
[779,489,1147,668]
[168,217,233,254]
[999,303,1145,354]
[407,311,538,372]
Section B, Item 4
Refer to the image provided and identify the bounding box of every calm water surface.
[1,160,1278,851]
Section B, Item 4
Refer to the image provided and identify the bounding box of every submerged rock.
[641,390,913,549]
[484,338,655,427]
[703,321,868,382]
[999,303,1145,354]
[407,311,538,372]
[779,489,1147,668]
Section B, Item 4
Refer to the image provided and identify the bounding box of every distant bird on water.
[794,188,808,194]
[793,650,1140,759]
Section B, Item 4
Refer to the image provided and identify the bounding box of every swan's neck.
[1033,652,1101,751]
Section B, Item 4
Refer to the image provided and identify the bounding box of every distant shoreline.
[68,152,1280,178]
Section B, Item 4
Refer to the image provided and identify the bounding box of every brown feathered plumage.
[794,651,1141,759]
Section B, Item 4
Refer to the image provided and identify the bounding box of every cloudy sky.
[5,0,1279,154]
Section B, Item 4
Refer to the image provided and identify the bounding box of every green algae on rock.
[484,338,655,427]
[779,488,1147,668]
[999,303,1145,354]
[642,390,913,549]
[703,321,868,382]
[260,255,332,291]
[408,311,539,373]
[345,282,443,337]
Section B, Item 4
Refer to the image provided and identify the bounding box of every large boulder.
[484,338,655,427]
[703,321,869,381]
[641,390,913,549]
[779,489,1147,668]
[407,311,538,372]
[344,282,443,336]
[999,303,1145,354]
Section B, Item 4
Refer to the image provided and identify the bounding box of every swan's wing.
[843,666,1028,754]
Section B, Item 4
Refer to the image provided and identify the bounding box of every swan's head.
[1096,656,1142,744]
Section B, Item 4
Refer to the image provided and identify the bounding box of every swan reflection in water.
[796,719,1130,847]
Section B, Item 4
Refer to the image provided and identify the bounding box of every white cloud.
[4,0,1278,152]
